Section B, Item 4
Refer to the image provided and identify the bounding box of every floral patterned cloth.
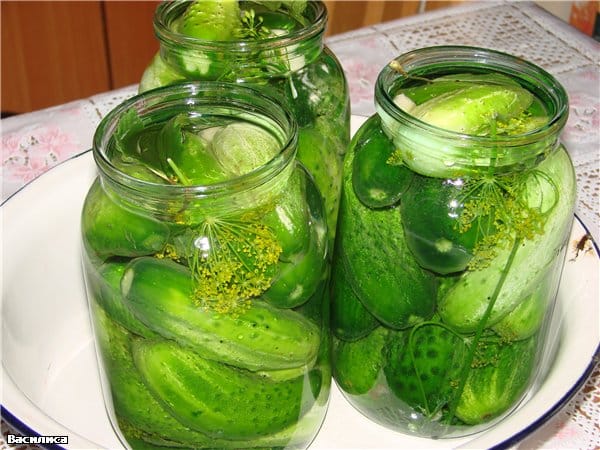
[1,1,599,449]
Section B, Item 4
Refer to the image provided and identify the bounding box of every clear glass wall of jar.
[140,0,350,247]
[82,82,331,449]
[330,46,575,438]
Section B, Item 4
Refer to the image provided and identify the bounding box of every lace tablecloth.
[2,1,598,449]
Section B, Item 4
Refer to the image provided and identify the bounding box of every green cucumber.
[132,339,320,439]
[330,257,379,342]
[439,148,575,332]
[263,221,327,309]
[296,119,344,243]
[410,84,533,135]
[333,327,388,395]
[86,261,157,339]
[400,173,493,275]
[383,323,468,417]
[95,306,305,449]
[177,0,241,41]
[156,114,228,185]
[284,50,349,127]
[121,257,320,371]
[455,335,538,424]
[336,136,436,329]
[351,115,413,208]
[92,306,217,447]
[139,52,186,93]
[82,180,170,259]
[397,73,521,106]
[492,270,554,341]
[262,167,311,261]
[382,82,538,178]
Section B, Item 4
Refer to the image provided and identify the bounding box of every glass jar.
[81,82,331,449]
[139,0,350,247]
[330,46,575,438]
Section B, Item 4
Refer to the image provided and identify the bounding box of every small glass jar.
[330,46,575,438]
[82,82,331,449]
[139,0,350,246]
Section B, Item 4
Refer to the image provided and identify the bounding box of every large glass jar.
[139,0,350,247]
[330,46,576,438]
[81,82,330,449]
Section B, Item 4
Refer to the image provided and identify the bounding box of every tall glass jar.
[139,0,350,247]
[330,46,575,438]
[81,82,330,449]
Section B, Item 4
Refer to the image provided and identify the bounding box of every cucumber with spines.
[121,256,320,371]
[132,338,321,439]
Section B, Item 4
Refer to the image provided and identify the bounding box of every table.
[2,1,598,449]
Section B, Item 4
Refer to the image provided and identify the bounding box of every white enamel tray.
[2,116,599,449]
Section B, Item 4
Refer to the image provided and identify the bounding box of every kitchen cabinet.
[1,0,462,114]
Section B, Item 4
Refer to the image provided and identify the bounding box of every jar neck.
[154,1,326,81]
[93,82,297,219]
[375,46,569,177]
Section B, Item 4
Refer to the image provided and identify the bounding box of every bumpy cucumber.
[156,113,228,185]
[383,323,468,417]
[381,81,537,178]
[95,306,304,449]
[439,148,575,332]
[121,257,320,371]
[296,119,344,244]
[410,84,533,135]
[86,261,157,339]
[284,50,349,127]
[398,73,520,105]
[92,306,216,447]
[333,327,388,395]
[330,256,379,342]
[177,0,241,41]
[132,339,320,439]
[337,135,436,329]
[400,173,492,275]
[351,115,413,208]
[263,221,327,309]
[492,269,555,341]
[262,167,311,261]
[455,335,538,425]
[82,180,170,259]
[139,53,186,93]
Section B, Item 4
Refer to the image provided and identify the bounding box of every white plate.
[2,116,599,449]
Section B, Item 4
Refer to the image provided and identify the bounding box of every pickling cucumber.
[94,306,302,449]
[330,255,379,342]
[262,167,311,261]
[410,84,533,135]
[382,81,537,178]
[82,180,170,259]
[400,173,493,275]
[263,221,327,309]
[397,73,520,105]
[336,141,436,329]
[86,261,157,339]
[121,257,320,371]
[454,335,538,424]
[333,327,388,395]
[383,323,468,417]
[439,148,575,332]
[132,339,320,439]
[92,306,216,447]
[351,115,413,208]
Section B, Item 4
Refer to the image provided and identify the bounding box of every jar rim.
[93,81,297,198]
[153,0,326,52]
[375,45,569,146]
